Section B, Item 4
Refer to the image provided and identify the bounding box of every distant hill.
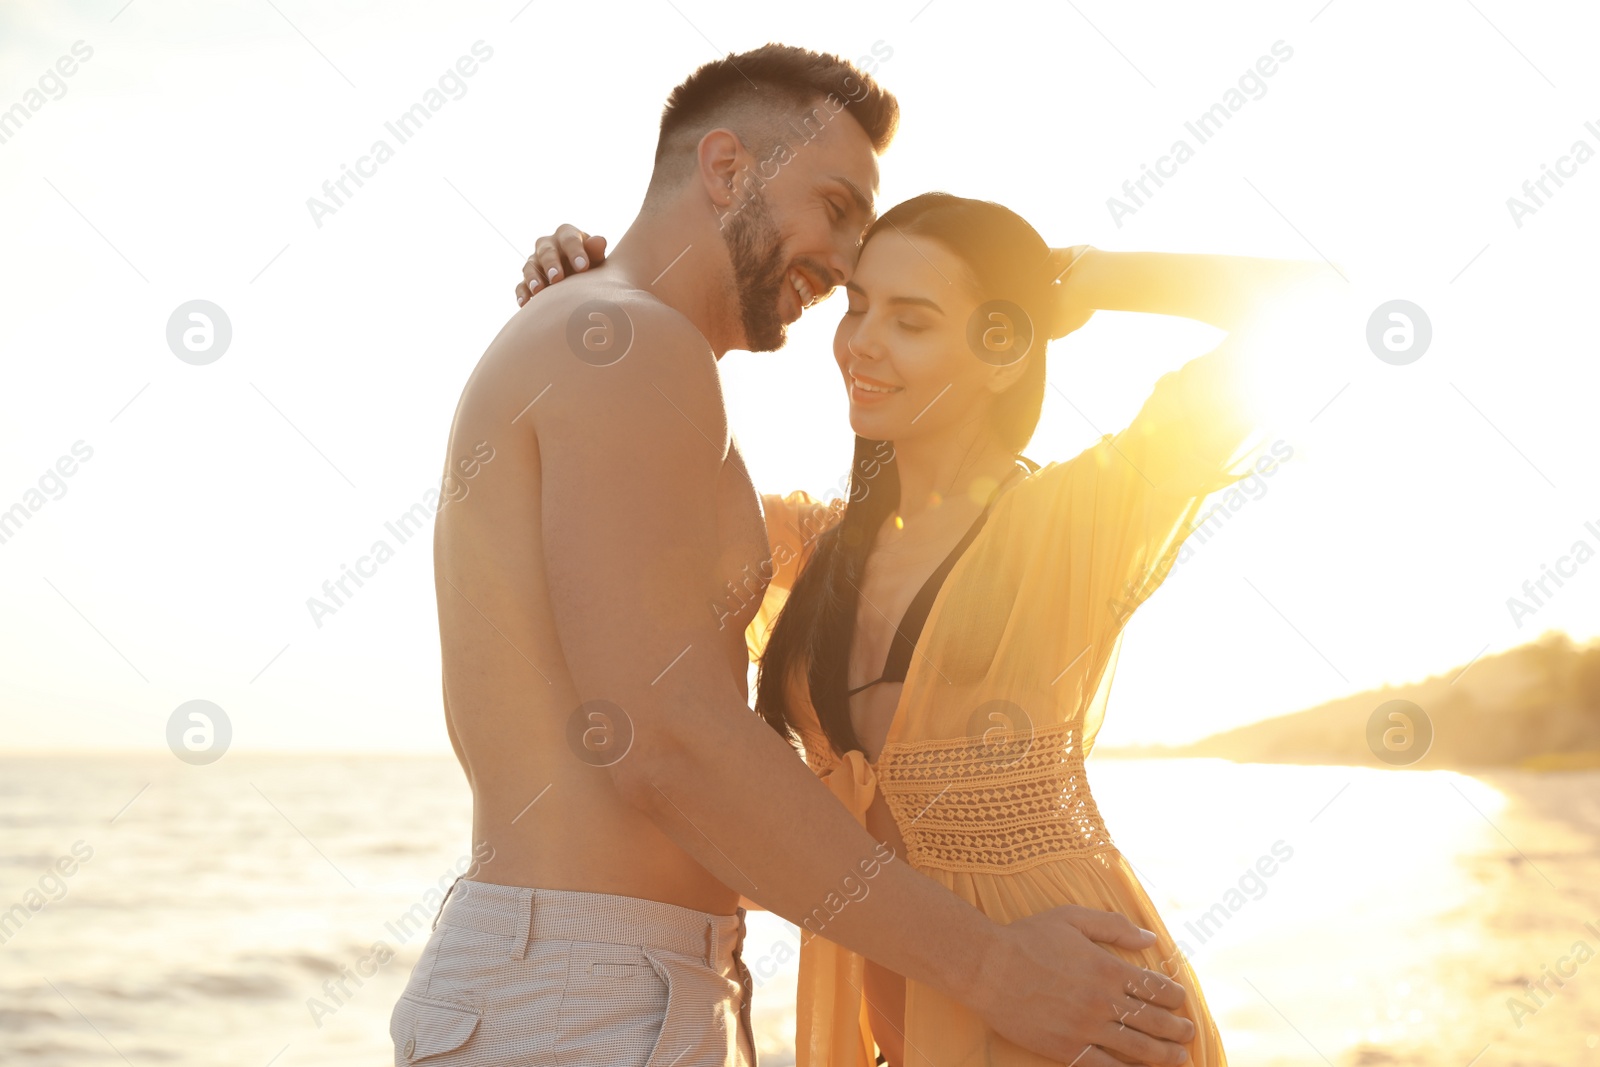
[1102,631,1600,769]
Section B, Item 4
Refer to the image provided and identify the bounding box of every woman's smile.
[848,371,905,404]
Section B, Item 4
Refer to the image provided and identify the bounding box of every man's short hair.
[651,43,898,190]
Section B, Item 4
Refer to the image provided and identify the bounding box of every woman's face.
[832,231,1026,445]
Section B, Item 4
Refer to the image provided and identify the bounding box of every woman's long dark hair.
[755,193,1065,757]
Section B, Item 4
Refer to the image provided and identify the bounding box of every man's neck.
[603,203,740,358]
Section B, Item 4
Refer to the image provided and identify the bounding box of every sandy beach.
[1089,760,1600,1067]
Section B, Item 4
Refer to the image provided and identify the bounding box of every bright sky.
[2,0,1597,753]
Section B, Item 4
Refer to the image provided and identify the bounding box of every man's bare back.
[434,273,768,913]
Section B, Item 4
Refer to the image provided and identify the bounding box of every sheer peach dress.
[748,341,1268,1067]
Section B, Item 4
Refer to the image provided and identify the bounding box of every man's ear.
[696,128,748,209]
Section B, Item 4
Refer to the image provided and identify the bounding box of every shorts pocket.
[554,945,670,1067]
[638,948,741,1067]
[589,961,654,978]
[390,992,482,1064]
[553,944,742,1067]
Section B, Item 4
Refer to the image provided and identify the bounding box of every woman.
[519,194,1321,1066]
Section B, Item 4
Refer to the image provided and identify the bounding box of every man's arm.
[534,297,1194,1066]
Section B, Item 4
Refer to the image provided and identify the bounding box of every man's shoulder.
[519,278,712,368]
[516,279,728,448]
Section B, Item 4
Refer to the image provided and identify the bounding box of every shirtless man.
[393,43,1195,1067]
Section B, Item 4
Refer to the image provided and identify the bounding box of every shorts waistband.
[437,879,747,966]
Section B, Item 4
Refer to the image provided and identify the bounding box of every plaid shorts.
[390,879,757,1066]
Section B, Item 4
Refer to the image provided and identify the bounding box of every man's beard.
[722,189,790,353]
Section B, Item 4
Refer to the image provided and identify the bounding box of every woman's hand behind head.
[1044,245,1096,339]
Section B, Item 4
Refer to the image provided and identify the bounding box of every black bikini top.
[846,459,1035,698]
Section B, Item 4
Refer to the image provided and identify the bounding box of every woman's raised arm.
[1057,249,1340,334]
